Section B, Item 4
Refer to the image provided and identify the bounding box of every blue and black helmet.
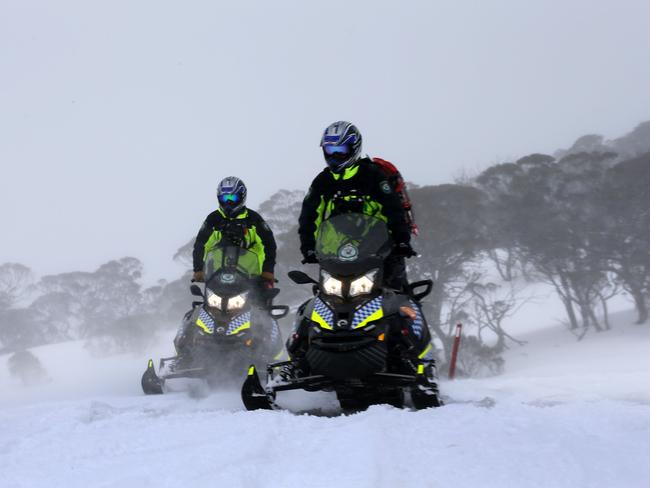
[217,176,247,217]
[320,121,363,173]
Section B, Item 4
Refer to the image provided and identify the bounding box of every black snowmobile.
[241,213,442,411]
[142,245,289,394]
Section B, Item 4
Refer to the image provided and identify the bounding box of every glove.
[261,271,275,290]
[301,250,319,264]
[191,271,205,282]
[393,242,417,258]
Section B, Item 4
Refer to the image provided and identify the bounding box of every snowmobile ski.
[141,359,164,395]
[410,364,443,409]
[241,365,276,410]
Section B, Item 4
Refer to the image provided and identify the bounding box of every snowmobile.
[241,213,442,411]
[142,245,288,394]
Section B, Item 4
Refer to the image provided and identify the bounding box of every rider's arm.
[298,172,327,255]
[192,212,217,272]
[250,210,277,274]
[367,165,411,245]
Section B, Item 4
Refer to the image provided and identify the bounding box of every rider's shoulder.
[313,168,331,183]
[245,208,264,222]
[360,157,384,178]
[203,209,224,225]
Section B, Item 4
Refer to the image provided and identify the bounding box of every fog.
[2,0,650,280]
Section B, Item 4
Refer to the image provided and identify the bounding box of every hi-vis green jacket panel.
[192,207,277,275]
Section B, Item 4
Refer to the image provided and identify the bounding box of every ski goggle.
[323,144,351,156]
[219,193,240,204]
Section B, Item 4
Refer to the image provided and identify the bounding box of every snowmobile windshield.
[315,214,392,270]
[204,246,262,278]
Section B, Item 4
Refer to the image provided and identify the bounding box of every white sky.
[2,0,650,281]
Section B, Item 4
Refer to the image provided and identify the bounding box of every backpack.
[371,157,419,236]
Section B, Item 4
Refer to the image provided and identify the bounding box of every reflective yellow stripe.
[204,208,254,264]
[195,318,212,334]
[148,359,154,368]
[331,164,360,180]
[354,308,384,329]
[227,322,251,335]
[248,366,255,376]
[418,343,432,359]
[417,364,425,375]
[273,349,285,361]
[314,195,326,239]
[311,310,333,330]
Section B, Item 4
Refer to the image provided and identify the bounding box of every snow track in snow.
[2,390,650,488]
[2,311,650,487]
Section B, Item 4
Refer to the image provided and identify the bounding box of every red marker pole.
[448,323,463,380]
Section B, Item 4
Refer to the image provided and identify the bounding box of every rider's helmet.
[320,121,363,174]
[217,176,247,217]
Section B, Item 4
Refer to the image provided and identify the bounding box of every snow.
[2,310,650,487]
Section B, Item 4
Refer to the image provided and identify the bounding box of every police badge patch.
[338,243,359,261]
[380,181,392,194]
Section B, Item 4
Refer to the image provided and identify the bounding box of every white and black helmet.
[320,121,363,173]
[217,176,247,217]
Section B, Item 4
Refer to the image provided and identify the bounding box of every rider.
[298,121,416,291]
[192,176,277,290]
[174,177,277,355]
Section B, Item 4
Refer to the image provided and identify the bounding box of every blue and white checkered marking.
[313,297,334,329]
[196,308,215,333]
[226,311,251,335]
[270,319,280,343]
[409,300,425,339]
[351,296,383,329]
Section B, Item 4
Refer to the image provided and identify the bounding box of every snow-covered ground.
[2,309,650,488]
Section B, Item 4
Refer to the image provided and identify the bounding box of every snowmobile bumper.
[305,335,388,380]
[240,360,438,411]
[140,356,212,394]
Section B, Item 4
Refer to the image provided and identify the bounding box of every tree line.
[2,122,649,376]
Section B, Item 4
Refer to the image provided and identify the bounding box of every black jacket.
[192,208,276,274]
[298,158,411,255]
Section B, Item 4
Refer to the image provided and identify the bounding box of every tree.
[8,350,49,386]
[37,257,144,341]
[600,153,650,323]
[409,184,489,358]
[0,263,37,351]
[0,263,33,310]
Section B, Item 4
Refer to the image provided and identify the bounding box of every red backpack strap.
[372,157,405,193]
[371,157,419,236]
[371,157,399,175]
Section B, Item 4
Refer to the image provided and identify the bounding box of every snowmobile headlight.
[207,290,223,308]
[227,292,248,311]
[321,271,343,297]
[349,269,379,297]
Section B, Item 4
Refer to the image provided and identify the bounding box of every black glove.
[301,249,319,264]
[393,242,417,258]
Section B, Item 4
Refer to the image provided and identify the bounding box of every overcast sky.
[2,0,650,282]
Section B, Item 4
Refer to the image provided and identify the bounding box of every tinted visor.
[323,144,352,156]
[219,193,240,204]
